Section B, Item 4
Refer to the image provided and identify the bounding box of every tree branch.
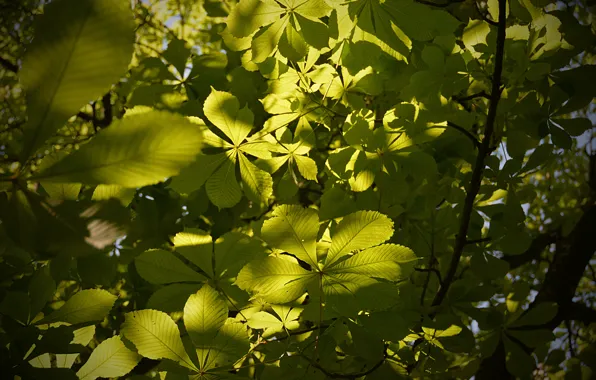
[447,121,481,149]
[300,352,386,379]
[502,231,557,270]
[476,205,596,378]
[431,0,507,311]
[453,91,491,102]
[567,302,596,326]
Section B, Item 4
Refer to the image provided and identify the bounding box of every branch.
[431,0,507,311]
[300,352,385,379]
[465,237,491,245]
[567,302,596,326]
[447,121,481,149]
[0,56,18,73]
[453,91,491,102]
[502,231,557,270]
[475,0,499,26]
[476,205,596,378]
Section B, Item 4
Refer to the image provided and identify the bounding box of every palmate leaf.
[37,289,117,325]
[91,184,136,206]
[325,211,394,267]
[348,0,459,61]
[236,256,315,304]
[247,305,302,338]
[238,208,416,312]
[328,244,417,281]
[121,309,198,372]
[135,249,207,285]
[184,285,250,371]
[261,205,319,267]
[19,0,134,160]
[204,88,254,146]
[33,111,203,187]
[184,285,227,368]
[228,0,331,62]
[239,152,274,205]
[174,89,274,208]
[206,153,243,209]
[227,0,284,38]
[76,336,140,380]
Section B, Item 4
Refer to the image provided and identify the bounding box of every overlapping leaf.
[184,285,249,371]
[121,309,198,371]
[170,89,273,208]
[227,0,332,62]
[237,207,416,313]
[76,336,140,380]
[33,110,204,187]
[37,289,116,325]
[137,230,265,312]
[19,0,134,160]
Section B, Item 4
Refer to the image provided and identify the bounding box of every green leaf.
[509,302,558,327]
[203,319,250,370]
[325,211,394,267]
[33,111,203,187]
[76,336,140,380]
[29,268,57,320]
[470,253,510,280]
[328,244,417,281]
[261,205,319,267]
[77,254,116,287]
[549,122,572,149]
[248,306,301,338]
[204,89,254,146]
[121,309,198,371]
[206,154,243,208]
[247,311,285,337]
[552,118,593,137]
[278,22,308,62]
[146,284,204,313]
[135,249,206,285]
[506,329,554,348]
[239,153,273,206]
[174,229,214,278]
[236,256,315,303]
[214,231,267,279]
[20,0,134,160]
[0,291,30,324]
[184,285,227,369]
[182,285,249,371]
[170,152,229,195]
[293,155,318,181]
[163,38,191,77]
[92,185,135,206]
[252,16,289,63]
[227,0,283,37]
[37,289,116,325]
[503,335,536,377]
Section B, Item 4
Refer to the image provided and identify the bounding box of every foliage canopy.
[0,0,595,379]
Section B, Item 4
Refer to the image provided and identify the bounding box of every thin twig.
[431,0,507,311]
[465,237,492,245]
[475,0,499,26]
[453,91,491,102]
[447,121,481,149]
